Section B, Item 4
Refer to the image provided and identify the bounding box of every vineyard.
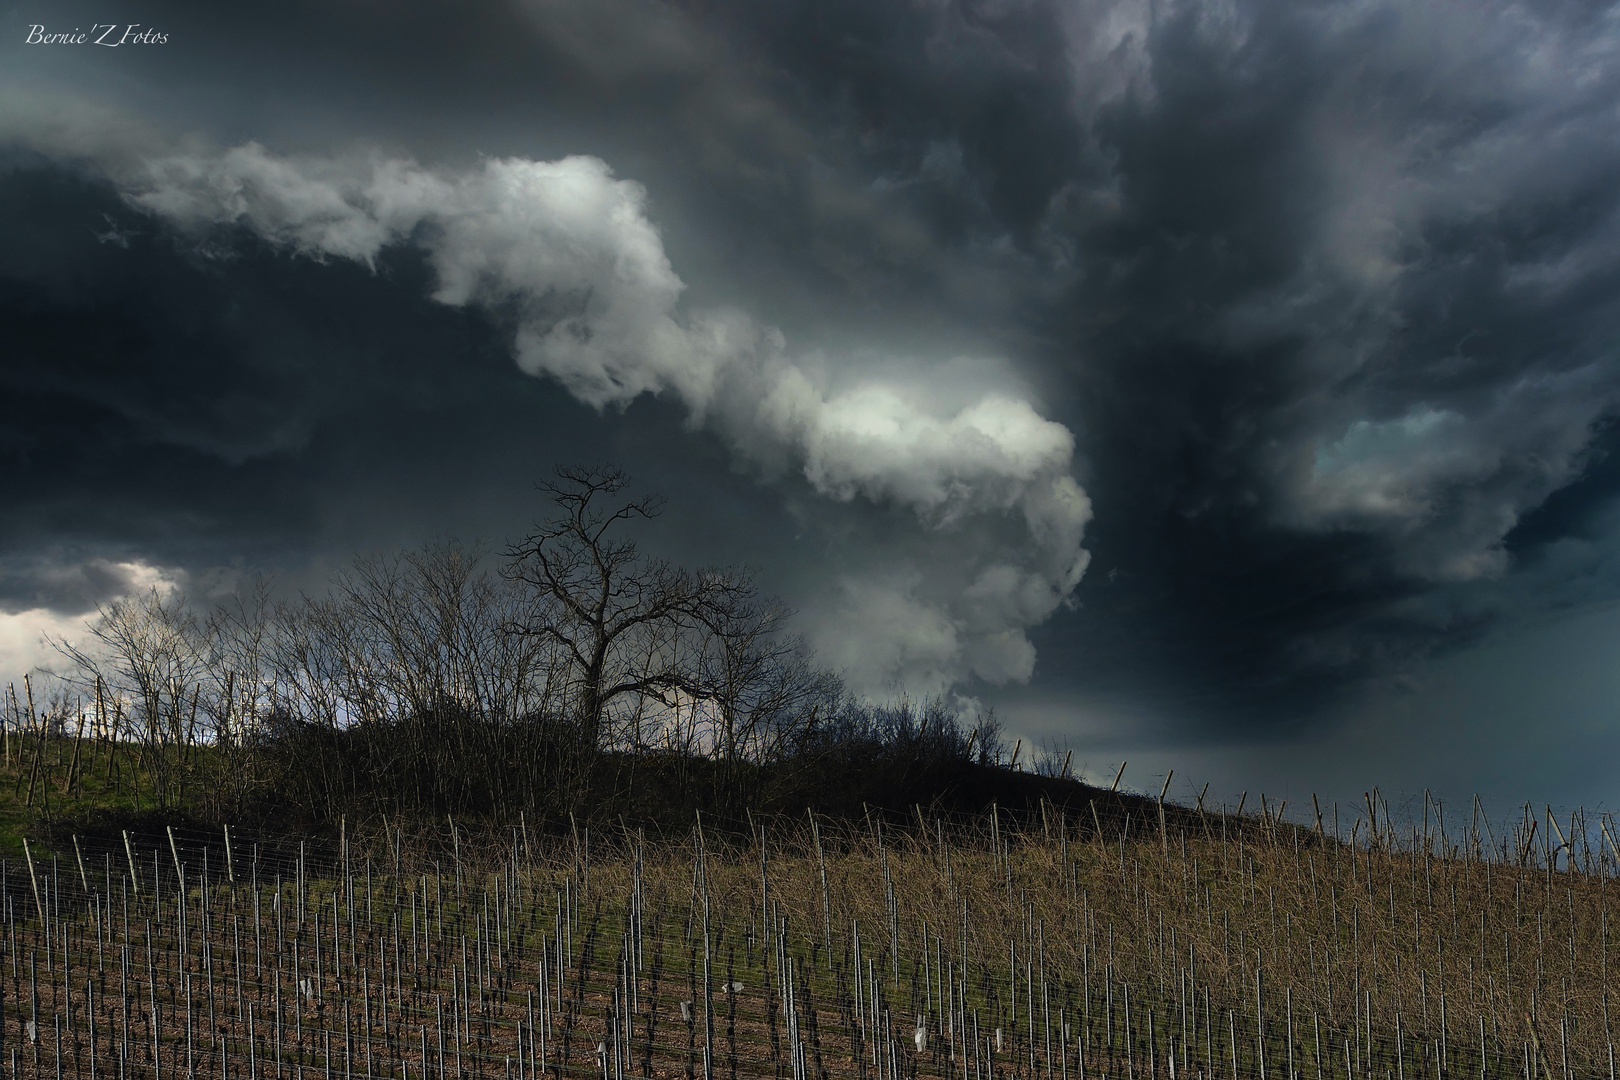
[3,795,1619,1080]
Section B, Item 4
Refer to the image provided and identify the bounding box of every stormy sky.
[5,0,1620,819]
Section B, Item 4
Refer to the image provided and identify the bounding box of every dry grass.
[3,800,1617,1080]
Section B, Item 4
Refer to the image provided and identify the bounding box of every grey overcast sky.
[5,0,1620,821]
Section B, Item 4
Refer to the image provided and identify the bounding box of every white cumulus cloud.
[8,124,1093,694]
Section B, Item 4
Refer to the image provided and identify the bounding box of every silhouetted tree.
[503,464,761,753]
[691,593,842,812]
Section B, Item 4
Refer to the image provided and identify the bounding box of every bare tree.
[260,541,569,823]
[692,594,843,812]
[51,585,211,811]
[503,464,758,753]
[201,574,282,740]
[33,469,853,828]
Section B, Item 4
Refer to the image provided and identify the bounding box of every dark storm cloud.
[2,0,1086,331]
[664,0,1620,719]
[0,165,319,467]
[0,551,158,615]
[1032,0,1620,722]
[512,0,1620,720]
[0,154,632,597]
[5,0,1620,730]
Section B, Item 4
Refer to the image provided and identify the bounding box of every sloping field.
[4,800,1618,1080]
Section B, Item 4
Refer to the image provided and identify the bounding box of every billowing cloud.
[1190,0,1620,589]
[1289,370,1609,582]
[1015,0,1620,718]
[19,132,1090,694]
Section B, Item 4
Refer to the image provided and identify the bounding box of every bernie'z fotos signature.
[26,24,168,45]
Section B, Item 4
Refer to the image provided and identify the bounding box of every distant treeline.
[17,466,1109,838]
